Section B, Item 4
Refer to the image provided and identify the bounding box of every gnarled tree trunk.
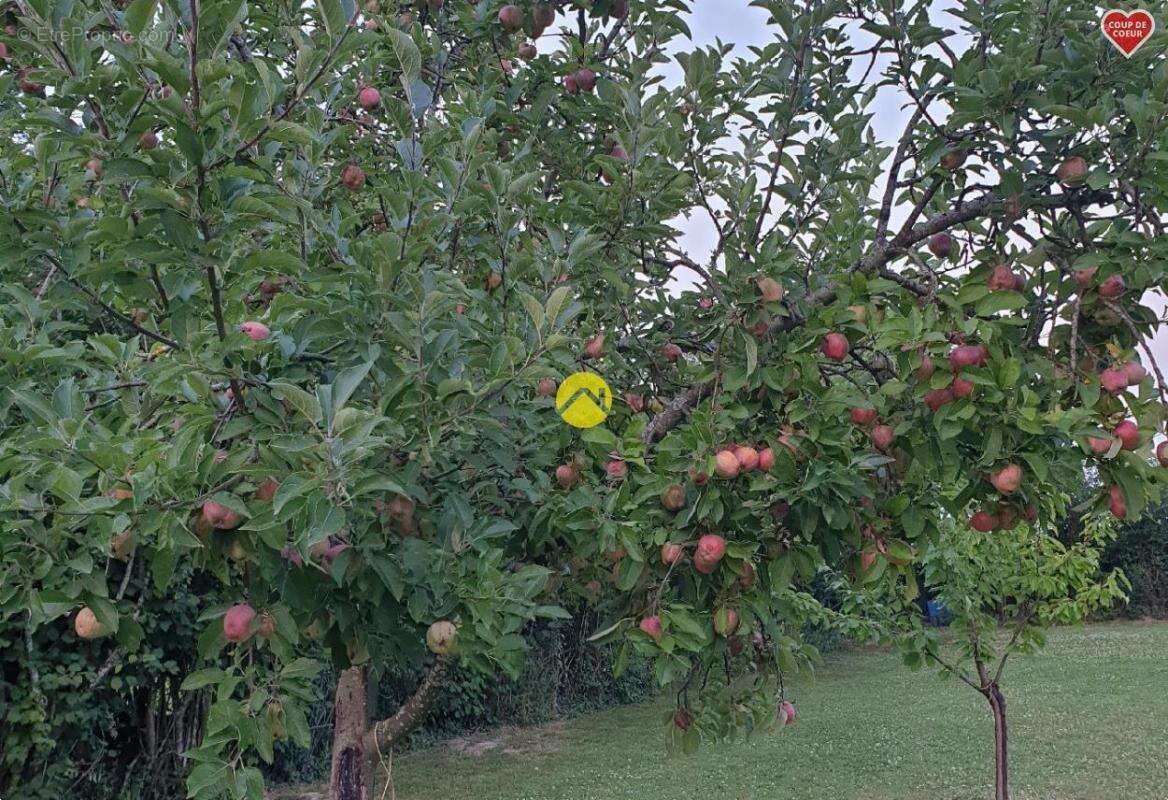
[330,667,371,800]
[329,659,448,800]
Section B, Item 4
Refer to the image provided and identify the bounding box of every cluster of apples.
[713,443,775,478]
[921,343,988,411]
[967,464,1038,531]
[848,405,895,451]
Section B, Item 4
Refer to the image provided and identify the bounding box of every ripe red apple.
[1087,435,1115,456]
[606,459,628,480]
[988,263,1020,292]
[1073,266,1098,288]
[949,344,989,371]
[673,707,695,730]
[357,85,381,109]
[698,297,714,309]
[426,620,457,654]
[575,68,597,92]
[735,446,760,472]
[555,463,578,488]
[1100,367,1129,394]
[563,73,579,95]
[757,277,783,303]
[927,233,954,258]
[625,392,645,412]
[871,425,894,451]
[778,700,797,726]
[821,332,849,361]
[757,447,775,471]
[223,604,257,643]
[1156,441,1168,468]
[639,615,664,642]
[1098,275,1125,298]
[280,545,304,567]
[139,130,159,150]
[255,477,279,502]
[1108,484,1127,519]
[713,607,739,637]
[74,607,106,639]
[1121,361,1147,386]
[689,466,709,485]
[950,376,974,399]
[738,561,756,589]
[202,499,242,530]
[696,534,727,563]
[239,321,270,341]
[583,333,604,359]
[537,377,556,397]
[518,41,538,59]
[860,549,877,573]
[661,543,685,565]
[924,387,954,412]
[532,4,555,27]
[661,484,686,511]
[498,4,523,29]
[1114,420,1140,451]
[1056,155,1088,186]
[341,163,365,190]
[849,406,878,426]
[916,354,936,380]
[969,510,998,533]
[610,144,628,161]
[714,449,740,478]
[990,463,1023,493]
[662,343,682,362]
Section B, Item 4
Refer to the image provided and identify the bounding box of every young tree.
[1,1,1166,800]
[841,514,1128,800]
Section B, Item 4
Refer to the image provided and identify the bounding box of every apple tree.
[1,1,1167,800]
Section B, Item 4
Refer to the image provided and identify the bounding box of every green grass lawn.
[368,622,1168,800]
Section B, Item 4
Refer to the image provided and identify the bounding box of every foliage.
[1101,502,1168,618]
[1,0,1167,797]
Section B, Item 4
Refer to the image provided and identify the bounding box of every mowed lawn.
[374,622,1168,800]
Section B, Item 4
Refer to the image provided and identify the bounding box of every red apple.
[821,332,849,361]
[1073,266,1097,288]
[498,4,523,29]
[255,477,279,502]
[1100,367,1129,394]
[74,607,106,640]
[239,321,270,341]
[639,615,664,642]
[990,463,1022,493]
[606,459,628,480]
[1098,275,1125,298]
[915,354,936,380]
[1113,420,1140,451]
[714,450,740,479]
[223,604,256,643]
[661,484,686,511]
[712,607,739,637]
[757,447,775,471]
[850,406,878,426]
[537,377,557,397]
[949,344,988,371]
[988,263,1020,292]
[661,543,684,565]
[662,343,682,362]
[518,42,538,59]
[778,700,797,726]
[735,446,760,472]
[357,85,381,109]
[969,510,998,532]
[871,425,894,451]
[583,333,604,359]
[927,233,954,258]
[139,130,159,150]
[625,392,645,412]
[341,163,365,190]
[555,463,578,488]
[696,534,727,563]
[1108,484,1127,519]
[1056,155,1088,186]
[1157,441,1168,468]
[1087,435,1115,456]
[575,68,597,92]
[757,277,784,303]
[1121,361,1147,386]
[202,499,242,530]
[950,376,974,399]
[924,387,954,412]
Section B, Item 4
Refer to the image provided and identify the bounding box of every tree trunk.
[330,666,371,800]
[328,659,448,800]
[987,682,1009,800]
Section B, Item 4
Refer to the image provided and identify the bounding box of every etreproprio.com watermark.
[16,26,170,46]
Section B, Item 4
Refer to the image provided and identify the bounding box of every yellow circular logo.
[556,372,612,429]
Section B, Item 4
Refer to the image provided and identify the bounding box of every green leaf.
[383,27,421,81]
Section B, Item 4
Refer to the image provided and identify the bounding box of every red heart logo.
[1101,9,1155,57]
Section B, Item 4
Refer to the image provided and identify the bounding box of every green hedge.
[1102,503,1168,618]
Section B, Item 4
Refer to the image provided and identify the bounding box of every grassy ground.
[284,621,1168,800]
